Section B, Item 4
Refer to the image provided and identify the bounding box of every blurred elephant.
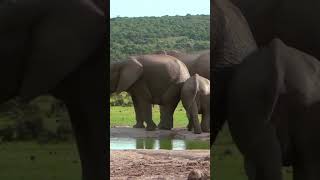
[110,55,190,130]
[154,50,210,79]
[0,1,107,180]
[230,0,320,61]
[229,38,320,180]
[212,0,320,179]
[181,74,210,134]
[211,0,257,143]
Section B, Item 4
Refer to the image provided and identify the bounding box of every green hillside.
[111,14,210,61]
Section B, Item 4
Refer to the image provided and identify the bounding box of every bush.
[0,126,14,142]
[110,92,133,106]
[0,96,72,142]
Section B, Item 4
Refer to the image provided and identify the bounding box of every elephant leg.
[186,112,193,131]
[52,55,107,180]
[201,111,210,132]
[131,95,145,128]
[244,158,256,180]
[64,100,107,180]
[293,162,320,180]
[292,117,320,180]
[158,85,180,129]
[229,119,282,180]
[134,99,156,131]
[189,103,201,134]
[159,102,179,130]
[228,95,282,180]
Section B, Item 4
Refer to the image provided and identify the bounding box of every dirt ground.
[110,150,210,180]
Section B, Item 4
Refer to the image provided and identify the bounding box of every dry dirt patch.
[110,150,210,180]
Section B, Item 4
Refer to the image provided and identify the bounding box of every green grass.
[0,142,80,180]
[110,103,189,128]
[212,126,293,180]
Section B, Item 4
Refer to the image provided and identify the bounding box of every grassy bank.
[110,103,189,128]
[0,142,80,180]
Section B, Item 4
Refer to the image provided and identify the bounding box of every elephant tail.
[187,74,200,111]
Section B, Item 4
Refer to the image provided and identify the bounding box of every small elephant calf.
[181,74,210,134]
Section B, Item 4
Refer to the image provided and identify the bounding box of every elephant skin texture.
[181,74,210,134]
[229,38,320,180]
[230,0,320,61]
[211,0,257,143]
[155,50,210,80]
[213,0,320,180]
[0,1,107,180]
[110,54,190,130]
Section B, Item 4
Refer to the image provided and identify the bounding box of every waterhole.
[110,137,209,150]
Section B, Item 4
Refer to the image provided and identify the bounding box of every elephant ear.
[116,57,143,93]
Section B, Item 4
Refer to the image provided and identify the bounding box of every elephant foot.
[158,124,172,130]
[133,123,145,128]
[202,128,210,133]
[187,124,192,131]
[146,121,157,131]
[193,127,202,134]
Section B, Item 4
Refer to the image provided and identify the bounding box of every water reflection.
[110,138,209,150]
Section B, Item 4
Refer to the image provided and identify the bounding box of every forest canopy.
[111,15,210,62]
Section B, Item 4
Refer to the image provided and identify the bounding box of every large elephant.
[154,50,210,79]
[212,0,320,179]
[110,54,190,130]
[1,1,107,180]
[211,0,257,142]
[230,0,320,60]
[181,74,210,134]
[229,38,320,180]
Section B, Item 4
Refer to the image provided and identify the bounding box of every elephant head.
[211,0,258,145]
[110,56,143,94]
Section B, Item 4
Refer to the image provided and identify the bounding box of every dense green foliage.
[0,96,72,142]
[110,92,133,107]
[111,15,210,61]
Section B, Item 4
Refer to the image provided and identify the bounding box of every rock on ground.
[110,150,210,180]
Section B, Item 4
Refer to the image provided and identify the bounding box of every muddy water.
[110,137,209,150]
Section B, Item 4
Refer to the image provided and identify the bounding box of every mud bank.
[110,150,210,180]
[111,127,210,141]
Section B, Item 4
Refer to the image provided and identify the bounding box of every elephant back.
[136,55,190,97]
[270,39,320,105]
[17,0,106,101]
[191,52,210,79]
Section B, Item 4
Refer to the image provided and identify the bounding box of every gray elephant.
[1,1,107,180]
[211,0,257,143]
[110,54,190,130]
[228,38,320,180]
[154,50,210,80]
[181,74,210,134]
[212,0,320,179]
